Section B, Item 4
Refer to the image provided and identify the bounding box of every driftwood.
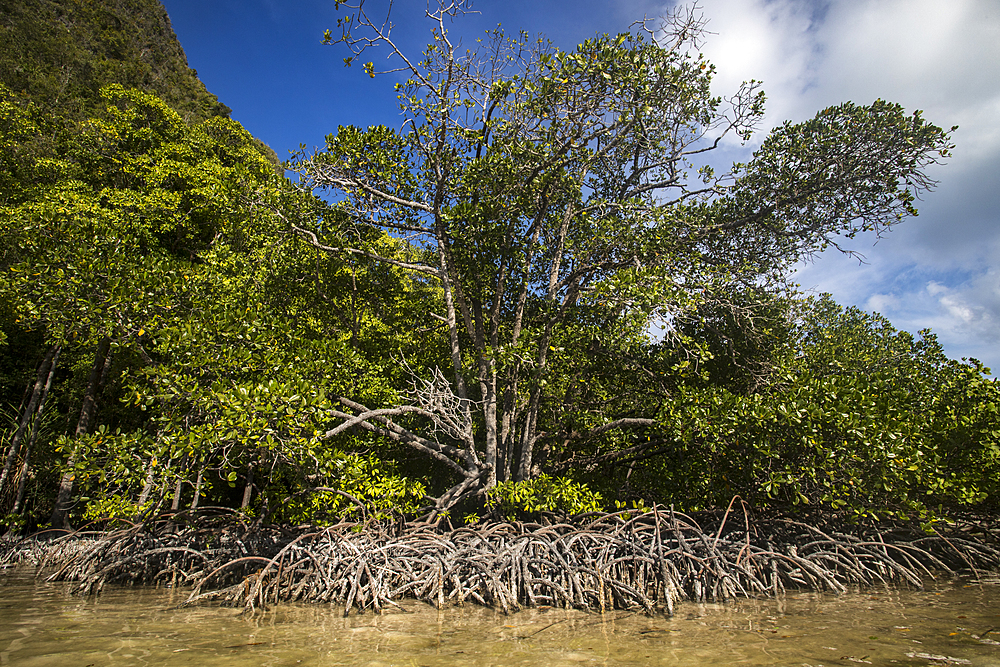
[2,506,998,616]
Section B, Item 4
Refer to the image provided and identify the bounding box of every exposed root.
[2,506,998,615]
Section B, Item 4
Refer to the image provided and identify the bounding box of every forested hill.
[0,0,229,123]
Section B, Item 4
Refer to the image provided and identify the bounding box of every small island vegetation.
[0,0,997,613]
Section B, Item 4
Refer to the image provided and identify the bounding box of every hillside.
[0,0,230,123]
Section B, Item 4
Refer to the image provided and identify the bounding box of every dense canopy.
[0,0,996,533]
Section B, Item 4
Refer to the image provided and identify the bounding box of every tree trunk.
[190,466,204,510]
[241,462,255,509]
[137,460,156,506]
[170,456,188,512]
[49,337,112,529]
[0,346,59,502]
[481,374,499,489]
[516,389,542,482]
[12,347,61,516]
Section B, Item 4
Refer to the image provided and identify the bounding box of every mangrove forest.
[1,0,998,613]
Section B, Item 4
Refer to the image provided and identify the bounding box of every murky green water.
[1,571,998,666]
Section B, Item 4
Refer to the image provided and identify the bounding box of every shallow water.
[0,571,998,666]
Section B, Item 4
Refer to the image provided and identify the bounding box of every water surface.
[1,571,998,666]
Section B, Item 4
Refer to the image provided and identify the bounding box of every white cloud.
[666,0,1000,373]
[669,0,817,144]
[939,294,975,324]
[694,0,1000,146]
[893,275,1000,360]
[865,292,899,313]
[926,281,948,297]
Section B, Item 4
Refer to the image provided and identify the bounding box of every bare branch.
[291,225,441,277]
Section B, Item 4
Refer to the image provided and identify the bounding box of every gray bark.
[12,347,60,515]
[0,346,59,501]
[49,337,112,529]
[241,463,255,509]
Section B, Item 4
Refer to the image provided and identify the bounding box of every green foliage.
[297,4,955,516]
[725,101,953,258]
[267,453,427,525]
[2,84,444,525]
[2,85,281,347]
[1,2,991,531]
[1,1,433,528]
[83,494,150,521]
[625,297,1000,519]
[0,83,319,523]
[487,474,603,521]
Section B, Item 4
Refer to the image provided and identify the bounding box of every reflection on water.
[0,571,998,666]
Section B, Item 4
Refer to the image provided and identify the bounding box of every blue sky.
[161,0,1000,373]
[160,0,662,153]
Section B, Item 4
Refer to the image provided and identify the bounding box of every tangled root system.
[3,506,998,615]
